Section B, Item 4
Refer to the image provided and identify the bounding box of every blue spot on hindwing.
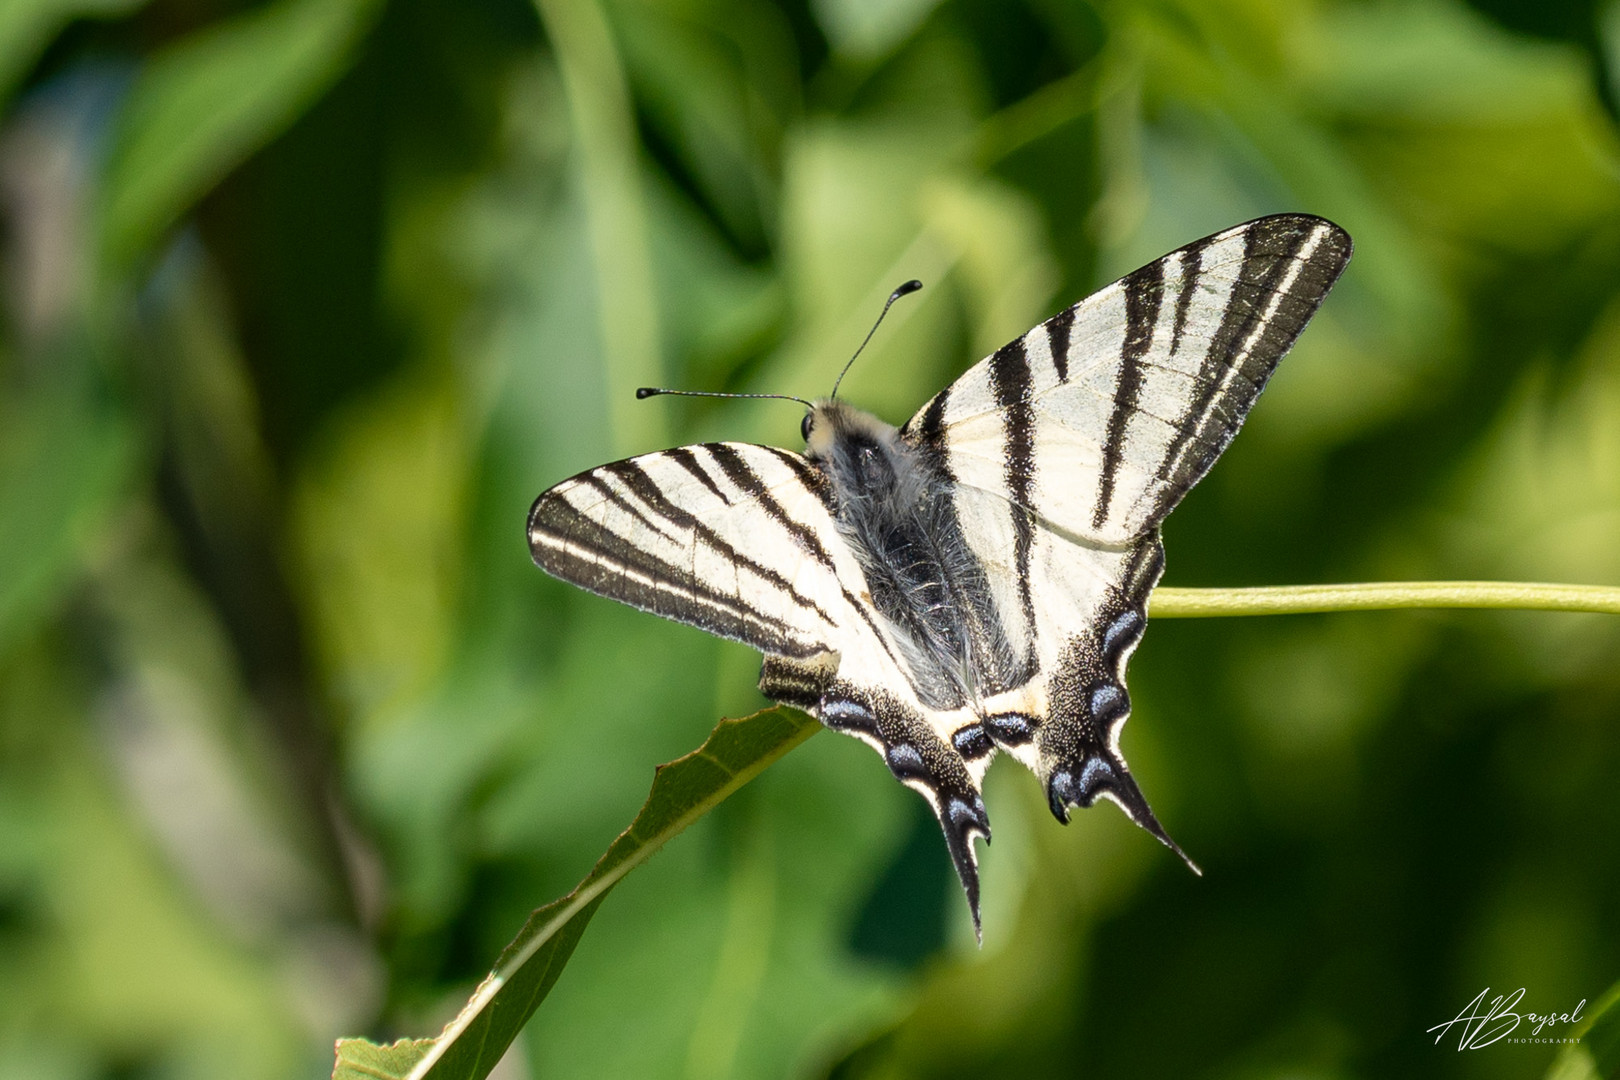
[1089,684,1126,724]
[1077,756,1116,799]
[886,742,925,778]
[985,713,1035,745]
[1102,609,1144,661]
[952,723,992,759]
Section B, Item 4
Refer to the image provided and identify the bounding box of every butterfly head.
[800,399,900,462]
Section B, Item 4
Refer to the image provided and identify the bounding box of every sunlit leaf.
[811,0,944,60]
[332,1038,434,1080]
[1544,977,1620,1080]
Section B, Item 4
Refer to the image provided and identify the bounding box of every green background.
[2,0,1618,1077]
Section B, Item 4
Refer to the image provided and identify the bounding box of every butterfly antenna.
[636,387,815,409]
[830,279,924,400]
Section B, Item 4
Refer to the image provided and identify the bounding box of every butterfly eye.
[801,413,814,442]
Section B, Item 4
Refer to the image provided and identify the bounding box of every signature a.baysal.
[1428,988,1586,1050]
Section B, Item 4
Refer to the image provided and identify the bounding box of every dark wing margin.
[1145,214,1352,521]
[527,442,847,660]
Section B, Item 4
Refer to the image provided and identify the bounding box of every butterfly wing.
[904,214,1352,545]
[528,440,998,926]
[528,442,853,659]
[901,214,1351,853]
[527,215,1352,929]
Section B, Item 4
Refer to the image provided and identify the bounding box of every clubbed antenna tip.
[832,279,926,400]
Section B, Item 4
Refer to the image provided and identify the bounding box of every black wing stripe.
[544,555,812,653]
[904,384,952,447]
[1093,257,1165,529]
[754,445,837,513]
[1169,238,1207,356]
[988,337,1037,639]
[530,502,815,652]
[597,458,841,628]
[664,445,728,502]
[577,474,683,546]
[1046,303,1077,383]
[705,444,837,573]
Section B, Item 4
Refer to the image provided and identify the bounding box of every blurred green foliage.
[2,0,1620,1078]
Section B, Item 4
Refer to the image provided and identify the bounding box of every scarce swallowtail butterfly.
[528,214,1352,933]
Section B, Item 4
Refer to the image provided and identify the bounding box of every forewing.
[528,442,858,660]
[903,214,1351,546]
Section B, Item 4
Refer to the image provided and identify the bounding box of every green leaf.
[332,706,818,1080]
[810,0,944,60]
[97,0,382,271]
[1544,977,1620,1080]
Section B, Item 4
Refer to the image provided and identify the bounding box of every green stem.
[1150,581,1620,618]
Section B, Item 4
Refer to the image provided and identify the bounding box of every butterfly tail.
[766,665,998,942]
[1045,747,1199,875]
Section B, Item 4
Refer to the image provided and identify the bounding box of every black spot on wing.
[1102,608,1146,666]
[985,712,1036,747]
[951,723,993,761]
[817,695,878,736]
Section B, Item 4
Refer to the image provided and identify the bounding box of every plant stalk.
[1150,581,1620,618]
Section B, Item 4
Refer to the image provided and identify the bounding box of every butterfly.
[528,214,1352,933]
